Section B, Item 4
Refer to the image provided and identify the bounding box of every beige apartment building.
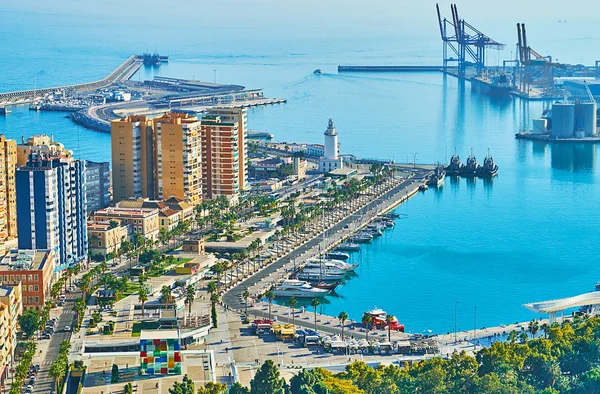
[16,134,73,166]
[154,112,202,205]
[111,116,156,203]
[0,283,22,385]
[200,115,242,204]
[0,136,17,251]
[92,206,160,242]
[87,220,130,256]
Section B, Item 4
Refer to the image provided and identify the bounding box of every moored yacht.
[325,251,350,260]
[297,271,345,282]
[273,280,330,298]
[336,243,361,251]
[305,259,356,271]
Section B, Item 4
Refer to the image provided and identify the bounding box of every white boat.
[336,243,361,252]
[325,251,350,260]
[273,279,329,298]
[297,271,345,281]
[305,259,356,271]
[302,267,347,276]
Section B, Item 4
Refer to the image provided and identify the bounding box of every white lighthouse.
[319,119,343,173]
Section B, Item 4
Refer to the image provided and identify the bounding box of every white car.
[64,326,71,332]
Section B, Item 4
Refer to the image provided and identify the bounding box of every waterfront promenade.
[223,170,430,337]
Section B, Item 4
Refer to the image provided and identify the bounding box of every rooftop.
[0,249,52,271]
[140,329,180,340]
[95,207,158,218]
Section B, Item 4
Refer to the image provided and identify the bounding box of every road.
[33,294,77,394]
[223,172,428,332]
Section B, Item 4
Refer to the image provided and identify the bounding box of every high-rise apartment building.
[154,112,202,205]
[16,153,87,272]
[111,116,156,203]
[206,107,248,191]
[0,135,17,251]
[84,160,111,214]
[200,115,242,204]
[16,134,72,167]
[0,283,22,385]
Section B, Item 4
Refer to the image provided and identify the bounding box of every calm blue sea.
[2,0,600,333]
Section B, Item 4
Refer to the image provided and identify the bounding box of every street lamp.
[454,300,459,344]
[412,153,418,170]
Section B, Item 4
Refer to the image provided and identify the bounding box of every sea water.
[2,0,600,333]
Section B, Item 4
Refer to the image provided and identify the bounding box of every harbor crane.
[516,23,561,96]
[436,3,505,77]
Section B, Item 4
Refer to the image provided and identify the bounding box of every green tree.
[161,286,173,309]
[311,298,320,331]
[124,382,133,394]
[289,297,298,328]
[361,313,372,342]
[290,368,329,394]
[211,293,220,328]
[338,311,348,340]
[168,374,195,394]
[243,290,251,318]
[250,359,286,394]
[185,285,196,314]
[265,289,275,320]
[18,309,40,339]
[385,314,395,342]
[228,382,250,394]
[111,364,119,383]
[138,286,148,317]
[197,382,228,394]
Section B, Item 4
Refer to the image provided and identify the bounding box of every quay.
[515,131,600,143]
[338,65,455,73]
[0,55,142,103]
[223,168,430,339]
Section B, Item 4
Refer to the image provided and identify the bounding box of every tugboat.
[459,151,479,177]
[445,153,462,176]
[476,151,499,178]
[428,164,446,187]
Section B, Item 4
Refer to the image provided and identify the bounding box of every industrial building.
[16,153,87,272]
[0,135,17,251]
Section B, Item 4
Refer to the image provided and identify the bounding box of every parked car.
[64,326,71,332]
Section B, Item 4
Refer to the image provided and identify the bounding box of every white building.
[319,119,343,173]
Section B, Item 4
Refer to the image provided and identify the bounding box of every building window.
[28,285,33,292]
[34,275,38,281]
[28,296,33,303]
[21,275,26,282]
[35,296,39,303]
[9,276,14,282]
[28,275,33,282]
[3,275,6,282]
[34,285,39,292]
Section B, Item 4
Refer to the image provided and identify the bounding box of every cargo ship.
[470,73,514,98]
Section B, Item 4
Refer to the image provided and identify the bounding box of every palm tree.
[519,331,529,343]
[338,311,349,340]
[528,320,539,337]
[507,330,518,344]
[289,297,298,327]
[138,286,148,317]
[385,314,395,342]
[311,298,320,331]
[242,290,250,318]
[362,313,373,342]
[265,289,275,320]
[185,285,196,314]
[540,323,549,339]
[160,286,173,309]
[207,281,217,295]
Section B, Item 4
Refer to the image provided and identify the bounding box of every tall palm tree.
[265,289,275,320]
[311,298,320,331]
[185,285,196,314]
[242,290,250,318]
[138,286,148,317]
[508,330,518,344]
[385,314,395,342]
[540,323,549,339]
[289,297,298,327]
[207,281,217,295]
[528,320,539,337]
[362,313,373,342]
[338,311,349,340]
[160,286,173,309]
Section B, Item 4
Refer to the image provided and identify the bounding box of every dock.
[338,65,454,73]
[0,56,142,104]
[515,132,600,143]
